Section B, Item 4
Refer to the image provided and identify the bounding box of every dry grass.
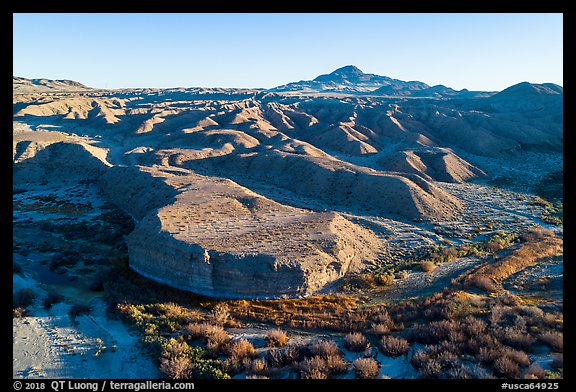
[379,336,409,357]
[353,358,379,379]
[457,228,562,291]
[228,339,256,360]
[265,329,289,348]
[343,332,369,352]
[223,295,363,331]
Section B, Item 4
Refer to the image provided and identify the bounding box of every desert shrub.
[369,310,395,335]
[463,316,487,336]
[376,272,395,286]
[435,348,458,368]
[69,304,91,318]
[13,307,27,318]
[221,358,242,375]
[503,348,530,367]
[49,253,77,272]
[410,349,429,368]
[372,309,394,325]
[539,331,563,352]
[350,273,376,289]
[472,276,498,292]
[311,339,340,359]
[370,323,390,335]
[209,303,230,326]
[353,358,379,379]
[493,356,520,378]
[500,328,534,351]
[325,355,348,374]
[186,323,206,339]
[299,356,328,379]
[396,270,409,279]
[420,261,436,273]
[228,339,256,360]
[282,345,302,365]
[265,329,289,348]
[523,364,547,379]
[343,332,369,352]
[245,358,267,375]
[478,346,502,365]
[419,359,443,378]
[551,354,563,369]
[205,324,231,349]
[521,227,555,242]
[160,355,191,379]
[265,349,286,368]
[379,336,409,357]
[408,320,457,344]
[14,288,36,308]
[43,292,64,309]
[444,363,487,379]
[162,338,190,358]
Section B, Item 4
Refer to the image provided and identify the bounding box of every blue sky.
[13,13,563,91]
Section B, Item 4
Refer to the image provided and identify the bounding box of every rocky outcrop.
[107,166,382,298]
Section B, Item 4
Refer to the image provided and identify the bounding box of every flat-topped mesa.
[102,165,382,299]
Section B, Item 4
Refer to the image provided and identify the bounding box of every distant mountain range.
[13,77,90,93]
[14,67,563,101]
[270,65,561,99]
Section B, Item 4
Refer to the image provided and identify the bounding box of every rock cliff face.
[100,165,382,298]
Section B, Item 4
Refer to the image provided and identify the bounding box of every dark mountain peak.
[314,65,379,84]
[330,65,364,76]
[273,66,428,94]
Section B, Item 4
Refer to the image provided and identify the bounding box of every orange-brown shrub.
[265,329,289,348]
[311,339,340,359]
[228,339,256,360]
[159,356,191,379]
[420,261,436,273]
[353,358,379,379]
[343,332,369,352]
[379,336,409,357]
[325,355,348,374]
[493,356,520,378]
[299,356,328,379]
